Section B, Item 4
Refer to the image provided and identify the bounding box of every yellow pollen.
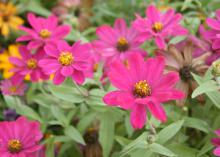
[27,58,37,69]
[93,63,99,72]
[58,52,74,66]
[8,139,22,153]
[134,80,151,97]
[116,37,129,52]
[9,86,17,93]
[152,22,163,32]
[39,29,51,39]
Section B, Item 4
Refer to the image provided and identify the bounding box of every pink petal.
[155,36,166,49]
[152,90,185,102]
[146,5,160,23]
[19,46,32,60]
[130,104,147,129]
[53,70,65,85]
[214,147,220,156]
[108,60,132,91]
[206,18,220,30]
[61,66,73,76]
[213,40,220,49]
[9,57,25,66]
[27,40,43,50]
[27,13,40,31]
[72,70,85,84]
[103,91,134,109]
[52,25,71,38]
[114,18,127,35]
[45,15,58,30]
[57,40,71,52]
[16,35,33,42]
[96,25,117,44]
[216,9,220,21]
[212,138,220,146]
[73,61,89,71]
[44,44,60,57]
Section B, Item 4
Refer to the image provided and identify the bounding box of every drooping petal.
[130,104,147,129]
[53,70,65,85]
[72,70,85,84]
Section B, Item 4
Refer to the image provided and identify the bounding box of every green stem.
[73,82,88,97]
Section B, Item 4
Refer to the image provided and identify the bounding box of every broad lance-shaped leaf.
[192,72,220,109]
[64,126,85,145]
[157,120,184,144]
[50,105,68,127]
[183,117,211,133]
[192,80,220,98]
[99,112,115,157]
[149,143,177,157]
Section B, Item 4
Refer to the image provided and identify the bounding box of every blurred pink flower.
[17,13,71,50]
[212,129,220,156]
[39,41,91,85]
[202,9,220,50]
[0,116,42,156]
[0,76,26,96]
[132,5,188,49]
[93,18,146,62]
[103,53,184,129]
[9,46,49,82]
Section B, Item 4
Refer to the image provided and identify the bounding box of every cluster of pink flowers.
[1,5,220,157]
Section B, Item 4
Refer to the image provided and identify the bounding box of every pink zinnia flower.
[9,46,49,82]
[103,53,185,129]
[93,18,146,61]
[202,9,220,50]
[17,13,71,50]
[212,129,220,156]
[0,76,26,96]
[132,5,188,49]
[0,116,42,156]
[39,41,90,85]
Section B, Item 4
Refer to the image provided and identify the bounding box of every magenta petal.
[53,70,65,85]
[212,138,220,146]
[114,18,127,35]
[16,35,33,42]
[72,70,85,84]
[146,5,160,23]
[216,9,220,21]
[130,104,147,129]
[213,40,220,49]
[152,90,185,102]
[146,99,167,122]
[214,147,220,156]
[27,40,43,50]
[155,36,166,49]
[215,129,220,137]
[61,66,73,76]
[96,25,117,44]
[9,57,25,66]
[19,46,32,60]
[52,25,71,38]
[103,91,134,109]
[44,44,60,57]
[27,13,40,31]
[57,40,71,52]
[206,18,220,30]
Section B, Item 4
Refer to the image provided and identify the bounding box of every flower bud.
[212,60,220,77]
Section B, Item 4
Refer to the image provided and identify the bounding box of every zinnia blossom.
[39,41,91,85]
[9,46,49,82]
[0,76,26,96]
[0,2,24,36]
[132,5,188,49]
[202,9,220,50]
[0,116,42,156]
[212,129,220,156]
[93,18,146,61]
[160,42,210,106]
[103,53,184,129]
[17,13,70,50]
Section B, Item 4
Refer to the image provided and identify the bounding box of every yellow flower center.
[8,139,22,153]
[39,29,51,39]
[58,52,74,66]
[152,22,163,32]
[116,37,129,52]
[27,58,37,69]
[9,86,17,93]
[134,80,151,97]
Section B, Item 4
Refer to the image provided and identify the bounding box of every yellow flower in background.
[0,2,24,36]
[0,44,20,79]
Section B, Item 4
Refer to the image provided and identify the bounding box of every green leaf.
[169,36,187,44]
[50,105,68,127]
[149,143,177,157]
[99,112,115,157]
[25,1,51,16]
[192,80,220,98]
[77,112,97,133]
[48,84,84,103]
[197,140,214,156]
[184,117,211,133]
[167,143,198,157]
[64,126,85,145]
[157,120,184,144]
